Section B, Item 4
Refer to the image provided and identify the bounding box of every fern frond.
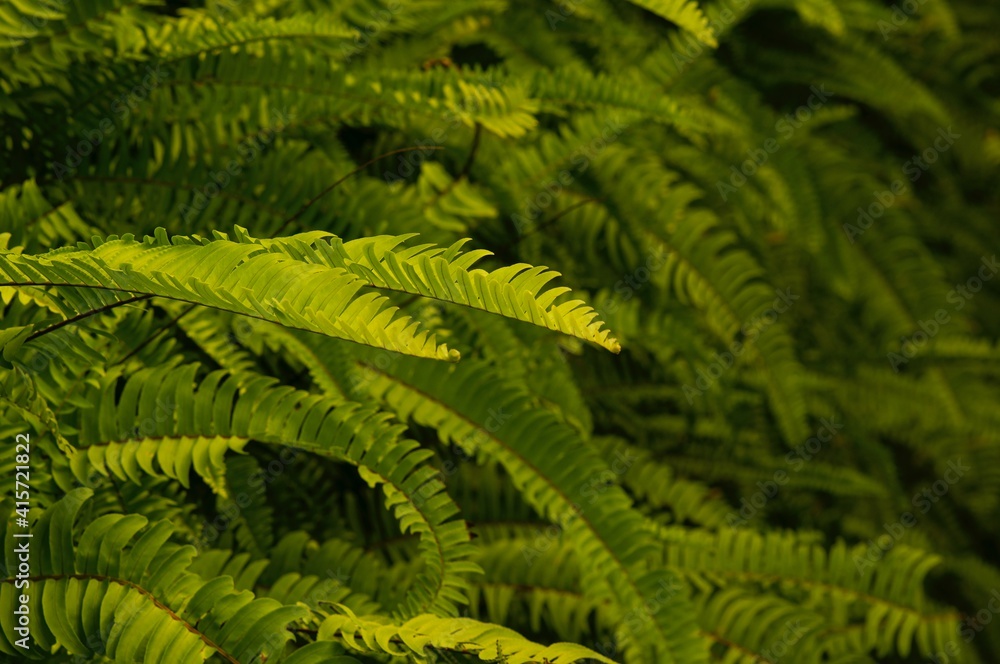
[661,528,963,660]
[0,488,309,662]
[623,0,717,47]
[316,610,618,663]
[64,363,479,618]
[354,354,706,663]
[0,226,620,361]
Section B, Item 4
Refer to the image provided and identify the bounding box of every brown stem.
[517,197,603,242]
[26,295,153,342]
[1,573,239,663]
[274,145,444,235]
[428,123,481,206]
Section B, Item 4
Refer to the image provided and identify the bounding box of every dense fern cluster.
[2,0,999,662]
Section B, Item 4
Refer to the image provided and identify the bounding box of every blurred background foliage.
[1,0,1000,662]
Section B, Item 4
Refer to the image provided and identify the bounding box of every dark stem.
[274,145,444,235]
[26,295,153,342]
[118,144,445,364]
[456,122,482,182]
[428,123,481,205]
[517,197,603,242]
[112,303,197,366]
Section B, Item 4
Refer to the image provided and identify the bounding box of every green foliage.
[1,0,999,662]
